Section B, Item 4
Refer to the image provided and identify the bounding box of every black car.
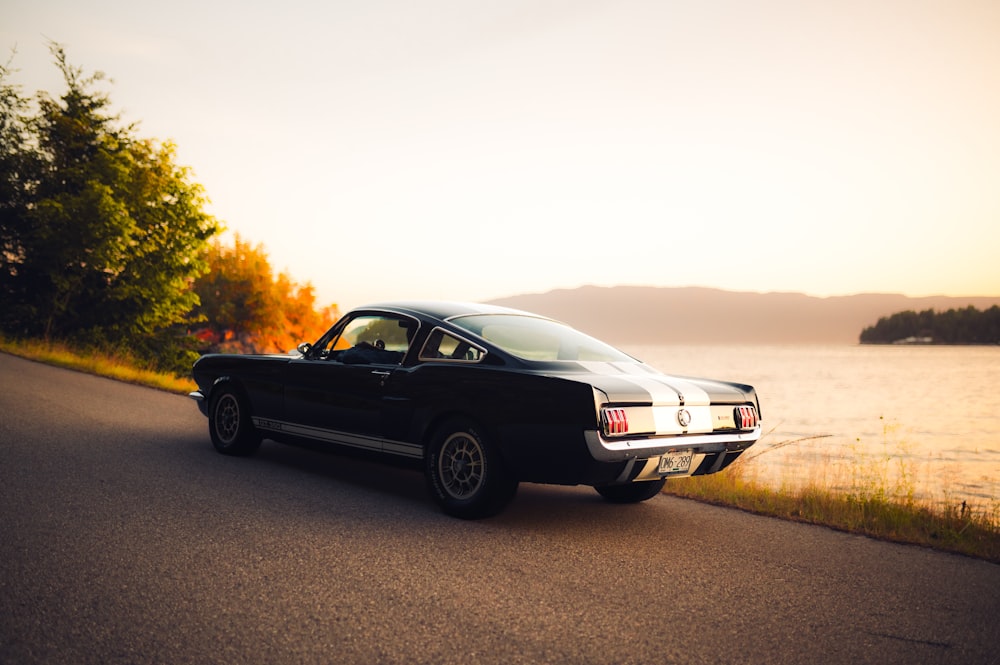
[190,301,761,518]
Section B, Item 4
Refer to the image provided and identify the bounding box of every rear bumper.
[585,427,760,483]
[584,426,761,463]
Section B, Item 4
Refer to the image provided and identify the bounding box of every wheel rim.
[215,394,240,444]
[438,432,485,500]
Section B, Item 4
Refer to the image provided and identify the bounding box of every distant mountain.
[487,286,1000,345]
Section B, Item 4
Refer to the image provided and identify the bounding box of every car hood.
[540,361,755,406]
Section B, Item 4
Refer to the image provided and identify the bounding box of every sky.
[3,0,999,312]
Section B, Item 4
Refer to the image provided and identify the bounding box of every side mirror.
[296,342,312,356]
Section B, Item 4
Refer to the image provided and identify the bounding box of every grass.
[663,429,1000,564]
[2,337,998,563]
[0,336,196,394]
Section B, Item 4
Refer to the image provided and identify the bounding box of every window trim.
[417,326,488,364]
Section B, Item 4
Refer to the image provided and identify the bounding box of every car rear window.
[449,314,634,363]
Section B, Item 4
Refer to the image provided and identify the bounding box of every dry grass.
[664,430,1000,563]
[0,337,196,394]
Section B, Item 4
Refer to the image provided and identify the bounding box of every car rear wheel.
[209,386,262,456]
[594,479,665,504]
[426,418,518,519]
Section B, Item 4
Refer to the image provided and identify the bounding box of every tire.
[425,418,518,519]
[594,479,665,504]
[208,386,262,456]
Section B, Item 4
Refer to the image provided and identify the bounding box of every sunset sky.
[3,0,999,311]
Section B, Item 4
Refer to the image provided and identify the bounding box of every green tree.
[0,43,219,366]
[0,50,42,318]
[860,306,1000,344]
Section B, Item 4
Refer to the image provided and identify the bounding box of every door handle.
[371,370,391,377]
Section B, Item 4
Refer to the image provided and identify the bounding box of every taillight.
[734,405,758,430]
[602,407,629,436]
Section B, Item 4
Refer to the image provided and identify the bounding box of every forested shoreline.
[860,306,1000,345]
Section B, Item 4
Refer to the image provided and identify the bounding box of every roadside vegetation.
[0,336,196,393]
[3,337,998,563]
[662,429,1000,564]
[1,43,337,376]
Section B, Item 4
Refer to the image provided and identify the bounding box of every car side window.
[326,315,415,365]
[419,328,485,363]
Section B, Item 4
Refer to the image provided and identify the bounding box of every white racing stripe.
[615,374,711,407]
[656,376,711,406]
[615,374,682,405]
[574,361,711,406]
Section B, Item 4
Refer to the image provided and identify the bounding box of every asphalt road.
[1,352,998,665]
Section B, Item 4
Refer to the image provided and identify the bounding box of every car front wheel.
[594,479,665,504]
[426,418,518,519]
[209,386,262,456]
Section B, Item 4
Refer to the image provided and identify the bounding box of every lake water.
[621,344,1000,507]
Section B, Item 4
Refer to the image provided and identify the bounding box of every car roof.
[357,300,544,322]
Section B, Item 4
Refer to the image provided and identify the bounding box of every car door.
[283,313,416,446]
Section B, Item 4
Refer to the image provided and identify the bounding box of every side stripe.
[251,417,424,459]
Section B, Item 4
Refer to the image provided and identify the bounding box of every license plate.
[659,449,693,475]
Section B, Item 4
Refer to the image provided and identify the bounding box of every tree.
[192,235,339,354]
[0,50,42,319]
[0,43,220,363]
[860,306,1000,344]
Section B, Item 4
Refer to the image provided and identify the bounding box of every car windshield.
[449,314,635,362]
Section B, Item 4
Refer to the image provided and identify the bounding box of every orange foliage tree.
[191,234,339,353]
